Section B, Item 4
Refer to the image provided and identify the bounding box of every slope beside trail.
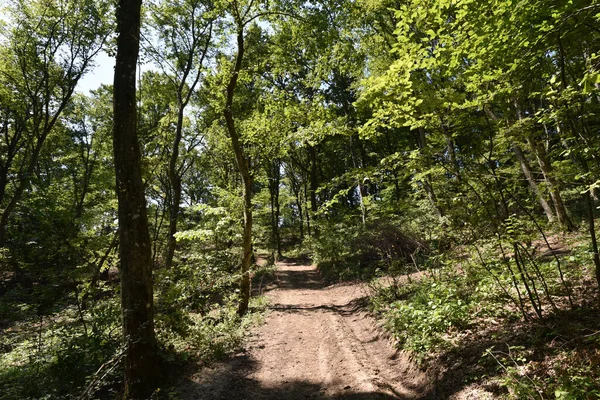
[180,259,434,399]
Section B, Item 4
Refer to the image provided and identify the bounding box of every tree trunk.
[113,0,159,397]
[287,166,304,240]
[163,24,212,270]
[224,26,253,317]
[238,176,253,316]
[526,138,574,231]
[309,145,318,234]
[164,153,181,269]
[269,159,282,260]
[297,194,304,240]
[512,144,556,223]
[304,178,311,237]
[349,134,367,225]
[164,99,186,270]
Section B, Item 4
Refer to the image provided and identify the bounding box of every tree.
[0,0,110,247]
[144,0,215,269]
[113,0,159,397]
[222,9,255,316]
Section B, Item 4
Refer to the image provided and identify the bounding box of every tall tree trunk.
[269,159,282,259]
[296,194,304,240]
[224,26,253,317]
[512,144,556,223]
[304,178,311,237]
[309,145,318,234]
[164,97,187,271]
[164,177,181,269]
[288,167,304,240]
[113,0,159,397]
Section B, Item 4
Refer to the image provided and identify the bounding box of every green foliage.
[373,270,477,355]
[550,351,600,400]
[2,0,600,397]
[0,296,122,400]
[162,295,267,362]
[486,343,600,400]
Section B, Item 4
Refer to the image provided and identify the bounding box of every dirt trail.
[181,260,433,399]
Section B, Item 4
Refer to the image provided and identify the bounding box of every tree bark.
[224,26,253,317]
[113,0,159,397]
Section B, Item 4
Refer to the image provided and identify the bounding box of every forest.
[1,0,600,398]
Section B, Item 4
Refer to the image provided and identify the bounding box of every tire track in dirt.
[180,260,433,399]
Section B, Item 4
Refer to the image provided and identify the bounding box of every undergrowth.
[366,229,600,398]
[0,260,271,400]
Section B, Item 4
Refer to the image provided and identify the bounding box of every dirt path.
[180,260,433,399]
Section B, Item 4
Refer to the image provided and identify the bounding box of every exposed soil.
[179,259,436,399]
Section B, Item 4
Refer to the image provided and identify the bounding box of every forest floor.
[176,259,438,399]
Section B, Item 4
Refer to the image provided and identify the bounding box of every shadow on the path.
[177,352,428,400]
[277,255,313,266]
[270,296,369,316]
[274,266,323,291]
[181,378,403,399]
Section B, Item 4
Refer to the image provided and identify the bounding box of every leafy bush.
[0,297,122,400]
[378,274,474,354]
[311,218,426,282]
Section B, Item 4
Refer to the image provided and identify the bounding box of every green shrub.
[311,218,426,282]
[381,276,474,354]
[0,297,122,400]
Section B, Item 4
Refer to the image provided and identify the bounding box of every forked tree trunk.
[113,0,159,397]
